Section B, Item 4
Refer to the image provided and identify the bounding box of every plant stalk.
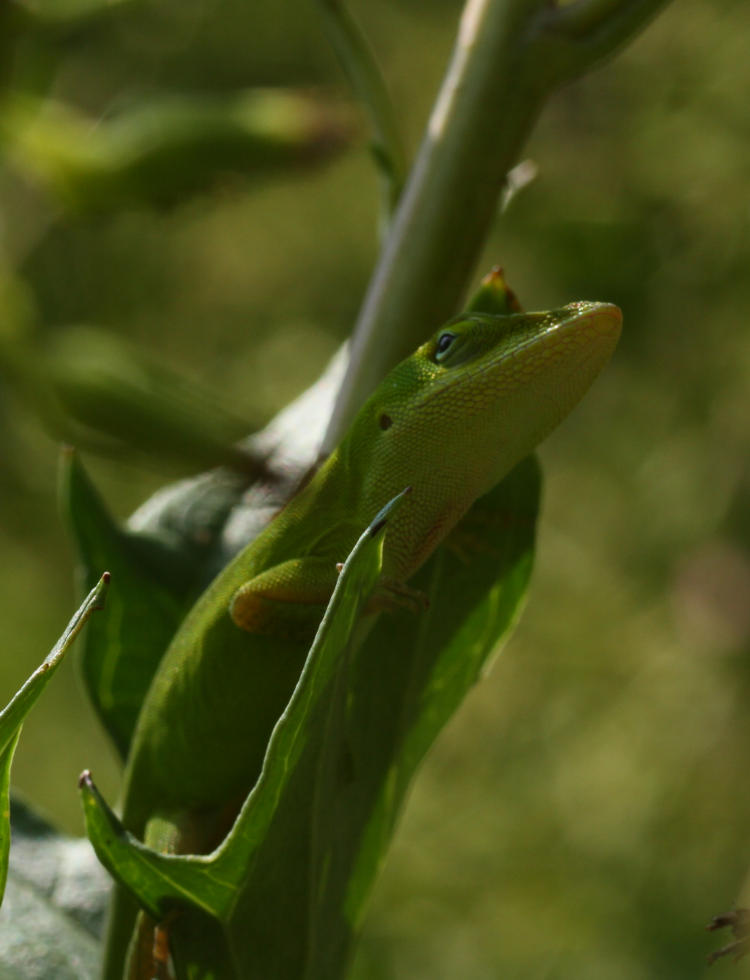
[323,0,671,451]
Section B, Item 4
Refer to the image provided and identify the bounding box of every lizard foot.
[707,908,750,965]
[371,576,430,615]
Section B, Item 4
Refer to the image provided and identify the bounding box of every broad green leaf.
[61,451,192,759]
[222,456,540,978]
[78,490,403,927]
[77,773,232,922]
[0,573,108,906]
[81,461,537,979]
[343,457,539,927]
[59,353,348,757]
[62,348,347,761]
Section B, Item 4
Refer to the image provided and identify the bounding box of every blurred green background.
[2,0,750,976]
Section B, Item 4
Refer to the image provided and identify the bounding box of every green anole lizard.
[107,295,621,976]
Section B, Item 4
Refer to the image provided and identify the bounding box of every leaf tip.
[369,518,387,538]
[369,485,412,537]
[90,572,111,612]
[77,768,93,790]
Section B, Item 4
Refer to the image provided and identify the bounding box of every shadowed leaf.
[81,461,538,978]
[0,323,270,477]
[0,796,108,978]
[61,451,192,759]
[78,491,402,928]
[3,90,353,213]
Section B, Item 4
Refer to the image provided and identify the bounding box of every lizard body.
[109,300,621,975]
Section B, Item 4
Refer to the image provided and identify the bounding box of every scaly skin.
[107,301,621,976]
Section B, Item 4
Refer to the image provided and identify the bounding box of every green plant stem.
[323,0,670,451]
[315,0,406,218]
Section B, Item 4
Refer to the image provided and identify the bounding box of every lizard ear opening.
[379,413,393,430]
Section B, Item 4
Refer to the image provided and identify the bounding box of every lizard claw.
[707,908,750,965]
[371,577,430,615]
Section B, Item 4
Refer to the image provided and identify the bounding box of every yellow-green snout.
[407,301,622,497]
[516,300,622,420]
[507,301,623,408]
[479,300,622,488]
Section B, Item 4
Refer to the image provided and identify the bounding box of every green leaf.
[466,265,522,316]
[78,490,404,926]
[3,90,353,213]
[0,572,109,758]
[315,0,406,221]
[0,573,109,906]
[343,457,540,925]
[60,352,349,759]
[82,461,538,979]
[0,732,21,904]
[77,773,233,922]
[222,456,540,978]
[61,451,191,759]
[0,320,270,476]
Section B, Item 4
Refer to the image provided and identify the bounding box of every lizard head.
[358,301,622,501]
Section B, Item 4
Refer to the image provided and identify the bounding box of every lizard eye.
[434,332,456,361]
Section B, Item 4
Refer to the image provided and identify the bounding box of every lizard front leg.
[230,557,340,640]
